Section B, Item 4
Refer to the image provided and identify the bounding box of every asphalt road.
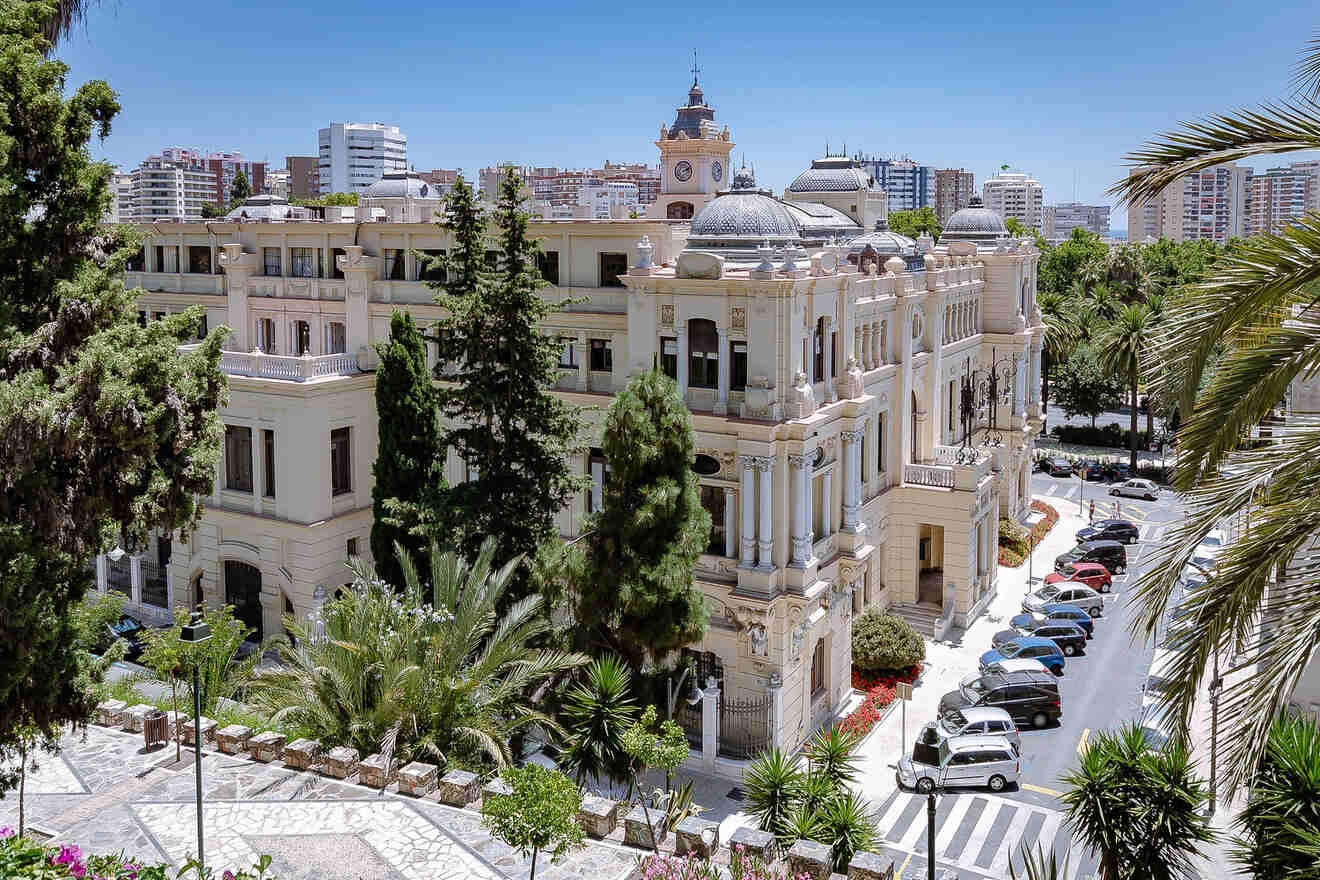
[871,471,1184,880]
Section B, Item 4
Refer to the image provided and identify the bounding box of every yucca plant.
[1010,843,1068,880]
[744,748,805,849]
[816,789,878,873]
[1232,711,1320,878]
[804,725,861,791]
[558,653,637,786]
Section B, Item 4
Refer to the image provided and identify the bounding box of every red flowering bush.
[998,501,1058,568]
[839,665,920,739]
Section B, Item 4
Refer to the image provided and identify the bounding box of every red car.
[1044,561,1113,593]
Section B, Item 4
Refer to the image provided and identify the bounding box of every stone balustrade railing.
[178,344,360,382]
[904,463,954,489]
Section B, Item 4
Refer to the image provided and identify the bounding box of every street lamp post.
[180,612,211,871]
[1183,559,1222,815]
[927,790,937,880]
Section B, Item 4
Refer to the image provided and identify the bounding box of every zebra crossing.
[871,789,1099,879]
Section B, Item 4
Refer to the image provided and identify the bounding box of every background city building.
[1042,202,1111,241]
[158,147,266,208]
[982,170,1044,230]
[127,156,216,221]
[418,168,461,191]
[264,168,290,199]
[1129,164,1249,243]
[285,155,320,200]
[317,122,407,194]
[854,156,935,214]
[935,168,975,225]
[1245,162,1320,236]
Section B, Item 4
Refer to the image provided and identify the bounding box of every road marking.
[895,852,913,879]
[989,807,1036,875]
[960,799,1003,865]
[878,790,916,838]
[934,794,976,852]
[1021,783,1066,797]
[899,799,932,850]
[1077,728,1090,755]
[1046,484,1059,496]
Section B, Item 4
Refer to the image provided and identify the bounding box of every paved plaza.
[0,725,636,880]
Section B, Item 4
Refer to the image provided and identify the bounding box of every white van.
[897,734,1021,793]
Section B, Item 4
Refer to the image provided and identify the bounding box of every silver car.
[936,706,1021,752]
[897,733,1020,793]
[1110,478,1159,500]
[1023,581,1105,617]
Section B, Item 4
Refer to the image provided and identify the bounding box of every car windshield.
[938,711,967,735]
[110,617,140,636]
[1140,726,1170,750]
[1000,642,1024,657]
[961,679,987,700]
[1037,585,1061,600]
[1200,534,1222,547]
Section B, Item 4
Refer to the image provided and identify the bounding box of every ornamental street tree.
[370,311,445,586]
[481,764,585,880]
[570,369,710,673]
[886,206,942,241]
[1052,345,1124,429]
[0,0,225,749]
[620,705,690,853]
[426,170,584,599]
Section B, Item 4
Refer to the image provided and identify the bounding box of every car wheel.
[1032,712,1049,729]
[1116,564,1126,574]
[1053,667,1065,677]
[1063,644,1076,656]
[1146,494,1156,501]
[988,774,1007,793]
[1110,488,1119,496]
[1092,606,1103,617]
[917,777,935,794]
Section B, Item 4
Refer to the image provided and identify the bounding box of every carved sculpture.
[790,370,816,419]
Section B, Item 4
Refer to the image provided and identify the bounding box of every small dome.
[940,195,1006,244]
[787,156,871,193]
[362,171,437,200]
[847,219,917,257]
[689,166,800,245]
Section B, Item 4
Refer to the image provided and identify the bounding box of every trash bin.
[143,709,169,749]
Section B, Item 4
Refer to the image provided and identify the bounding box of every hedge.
[0,832,277,879]
[851,611,925,675]
[1050,423,1155,449]
[999,501,1060,567]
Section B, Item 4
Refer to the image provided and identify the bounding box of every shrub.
[999,502,1059,568]
[851,612,925,675]
[1049,423,1152,450]
[998,518,1029,555]
[0,831,277,879]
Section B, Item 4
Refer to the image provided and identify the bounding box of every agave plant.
[816,789,877,873]
[1232,711,1320,877]
[249,537,585,769]
[1010,844,1068,880]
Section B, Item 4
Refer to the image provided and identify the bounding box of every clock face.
[673,160,693,182]
[712,161,723,182]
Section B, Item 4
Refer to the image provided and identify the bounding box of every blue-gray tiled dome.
[787,157,872,193]
[362,171,436,199]
[689,167,799,244]
[940,195,1006,244]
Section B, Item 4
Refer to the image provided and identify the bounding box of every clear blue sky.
[58,0,1320,231]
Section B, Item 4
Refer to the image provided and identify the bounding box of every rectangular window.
[262,429,275,498]
[811,639,826,697]
[700,484,726,556]
[586,448,610,513]
[661,337,677,379]
[731,342,748,391]
[153,311,166,322]
[224,425,253,492]
[876,413,886,475]
[558,338,578,368]
[294,320,311,355]
[327,322,346,354]
[537,250,560,285]
[331,247,346,279]
[290,247,319,278]
[330,427,351,496]
[948,379,957,437]
[386,249,406,280]
[256,318,276,353]
[263,247,281,277]
[188,246,212,274]
[196,312,208,340]
[154,245,164,272]
[127,249,145,272]
[419,249,446,282]
[599,252,627,287]
[589,338,612,372]
[346,538,358,558]
[137,310,147,328]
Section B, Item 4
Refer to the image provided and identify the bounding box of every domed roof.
[689,167,799,245]
[846,219,917,256]
[787,156,872,193]
[940,196,1006,244]
[362,171,438,200]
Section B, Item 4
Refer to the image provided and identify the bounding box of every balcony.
[125,271,224,295]
[904,445,993,491]
[178,344,360,382]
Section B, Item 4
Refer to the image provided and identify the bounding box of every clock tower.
[647,70,734,220]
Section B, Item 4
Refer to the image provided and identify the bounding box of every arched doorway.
[224,561,263,642]
[667,201,694,220]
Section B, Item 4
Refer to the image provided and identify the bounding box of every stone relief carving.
[790,370,816,419]
[660,304,674,326]
[747,623,768,657]
[790,624,805,660]
[731,307,746,330]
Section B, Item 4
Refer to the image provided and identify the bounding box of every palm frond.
[1292,32,1320,100]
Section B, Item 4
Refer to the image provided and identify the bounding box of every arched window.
[224,561,263,642]
[667,201,694,220]
[810,638,826,697]
[688,318,719,388]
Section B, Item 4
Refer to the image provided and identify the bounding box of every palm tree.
[1233,712,1320,877]
[249,538,585,769]
[1110,30,1320,784]
[39,0,98,46]
[1099,303,1152,471]
[1037,287,1079,420]
[558,654,638,787]
[1142,294,1166,442]
[1061,724,1214,880]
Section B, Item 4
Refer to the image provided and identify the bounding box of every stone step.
[887,602,944,637]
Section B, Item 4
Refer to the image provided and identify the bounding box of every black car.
[1055,540,1127,575]
[104,613,146,661]
[1017,621,1088,656]
[1076,518,1140,545]
[938,671,1062,730]
[1104,462,1132,482]
[1041,457,1073,477]
[1078,460,1105,481]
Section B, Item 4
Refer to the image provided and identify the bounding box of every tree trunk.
[633,770,659,853]
[172,678,180,764]
[529,847,538,880]
[1130,372,1139,471]
[18,739,26,839]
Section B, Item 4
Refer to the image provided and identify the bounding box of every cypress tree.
[427,169,585,593]
[573,370,710,672]
[370,310,444,585]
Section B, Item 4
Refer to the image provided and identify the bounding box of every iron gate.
[718,694,772,760]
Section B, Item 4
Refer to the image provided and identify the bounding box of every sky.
[56,0,1320,232]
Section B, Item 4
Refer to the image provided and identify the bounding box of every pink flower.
[222,872,236,880]
[0,826,13,838]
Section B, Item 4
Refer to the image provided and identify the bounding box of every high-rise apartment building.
[1167,165,1248,243]
[128,157,217,221]
[1246,163,1318,236]
[982,170,1044,230]
[158,148,266,208]
[103,171,134,223]
[1042,203,1110,241]
[854,156,935,213]
[600,161,661,205]
[317,123,407,194]
[1126,166,1164,242]
[418,168,460,189]
[934,169,974,224]
[285,156,320,200]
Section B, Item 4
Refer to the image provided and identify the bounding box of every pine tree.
[427,169,584,592]
[572,370,710,672]
[229,169,251,208]
[0,0,225,746]
[370,311,445,586]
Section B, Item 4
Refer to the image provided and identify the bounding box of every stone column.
[766,673,784,750]
[788,453,811,567]
[841,430,863,532]
[166,565,176,609]
[576,332,589,391]
[756,457,774,570]
[740,458,756,568]
[822,470,833,537]
[715,328,730,415]
[337,246,380,363]
[823,318,836,403]
[676,325,689,403]
[853,326,862,369]
[723,488,736,558]
[95,554,107,594]
[251,427,264,514]
[861,324,872,370]
[129,554,143,605]
[700,678,720,772]
[219,243,257,351]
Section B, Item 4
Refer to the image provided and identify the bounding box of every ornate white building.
[104,79,1043,765]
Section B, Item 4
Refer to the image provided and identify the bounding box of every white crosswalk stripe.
[876,792,1071,877]
[1046,484,1059,496]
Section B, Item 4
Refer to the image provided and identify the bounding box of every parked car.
[1179,551,1218,586]
[1042,457,1074,477]
[1076,518,1140,545]
[979,657,1052,677]
[897,734,1021,793]
[1142,647,1179,711]
[1024,581,1106,618]
[1040,604,1095,636]
[1055,540,1127,575]
[934,707,1022,752]
[1045,561,1113,593]
[1196,529,1226,555]
[101,612,146,661]
[1137,704,1177,751]
[1110,478,1159,500]
[938,670,1063,729]
[1011,610,1094,640]
[1078,459,1105,481]
[1104,462,1132,482]
[979,636,1067,675]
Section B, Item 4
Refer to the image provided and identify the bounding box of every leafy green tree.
[139,616,188,763]
[1053,345,1125,428]
[620,705,689,852]
[1004,216,1029,237]
[1038,228,1108,295]
[1140,238,1223,295]
[886,206,942,240]
[68,591,127,654]
[0,0,225,753]
[559,654,638,786]
[427,170,584,599]
[0,717,60,839]
[370,311,445,587]
[1061,724,1214,880]
[200,202,226,218]
[569,370,710,672]
[481,764,585,880]
[1233,712,1320,878]
[229,169,251,208]
[1099,303,1154,470]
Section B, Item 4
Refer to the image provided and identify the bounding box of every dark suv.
[1055,540,1127,575]
[1075,519,1139,545]
[938,671,1062,729]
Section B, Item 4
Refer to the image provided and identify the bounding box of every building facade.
[158,148,266,208]
[646,78,733,221]
[285,156,320,200]
[1042,203,1111,241]
[854,157,935,214]
[982,171,1044,231]
[1245,164,1317,237]
[317,123,407,195]
[935,169,974,225]
[1129,164,1249,243]
[108,82,1042,763]
[128,157,216,222]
